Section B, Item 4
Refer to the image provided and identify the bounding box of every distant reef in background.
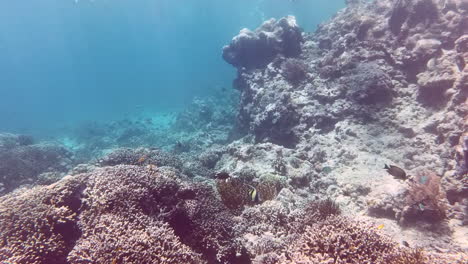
[1,0,467,263]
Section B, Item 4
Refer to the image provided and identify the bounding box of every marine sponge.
[403,169,447,223]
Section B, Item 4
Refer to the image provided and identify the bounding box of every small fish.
[418,203,425,211]
[248,185,260,203]
[377,224,385,230]
[215,172,230,180]
[402,241,410,247]
[137,155,147,164]
[322,166,332,174]
[384,164,407,180]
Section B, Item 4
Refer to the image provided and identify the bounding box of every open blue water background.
[0,0,344,136]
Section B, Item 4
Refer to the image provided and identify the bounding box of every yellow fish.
[377,224,384,230]
[247,184,259,203]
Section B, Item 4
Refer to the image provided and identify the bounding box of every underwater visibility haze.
[0,0,467,263]
[0,0,344,135]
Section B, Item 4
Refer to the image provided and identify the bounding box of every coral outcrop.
[0,165,246,263]
[223,16,303,70]
[0,133,73,195]
[219,0,468,256]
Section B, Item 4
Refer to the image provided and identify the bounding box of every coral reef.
[0,133,73,195]
[0,175,85,264]
[223,16,303,70]
[402,169,447,223]
[285,216,398,263]
[0,163,465,263]
[0,165,245,263]
[218,0,468,256]
[60,91,238,163]
[1,0,467,262]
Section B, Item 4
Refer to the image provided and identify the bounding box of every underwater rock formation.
[219,0,467,255]
[0,133,73,195]
[223,16,303,70]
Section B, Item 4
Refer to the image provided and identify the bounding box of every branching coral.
[305,198,341,221]
[0,175,85,264]
[285,215,398,263]
[0,139,72,194]
[97,147,183,169]
[175,183,245,263]
[68,214,203,264]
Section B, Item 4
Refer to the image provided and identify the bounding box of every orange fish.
[137,155,147,164]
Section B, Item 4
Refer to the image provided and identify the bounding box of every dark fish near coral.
[402,241,410,247]
[215,172,230,180]
[384,164,407,180]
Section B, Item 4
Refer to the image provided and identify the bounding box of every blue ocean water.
[0,0,344,137]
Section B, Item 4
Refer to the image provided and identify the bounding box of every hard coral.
[223,16,303,70]
[0,165,242,263]
[0,140,72,194]
[175,183,244,264]
[68,214,203,264]
[286,216,398,264]
[0,175,85,264]
[304,198,341,222]
[98,147,183,170]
